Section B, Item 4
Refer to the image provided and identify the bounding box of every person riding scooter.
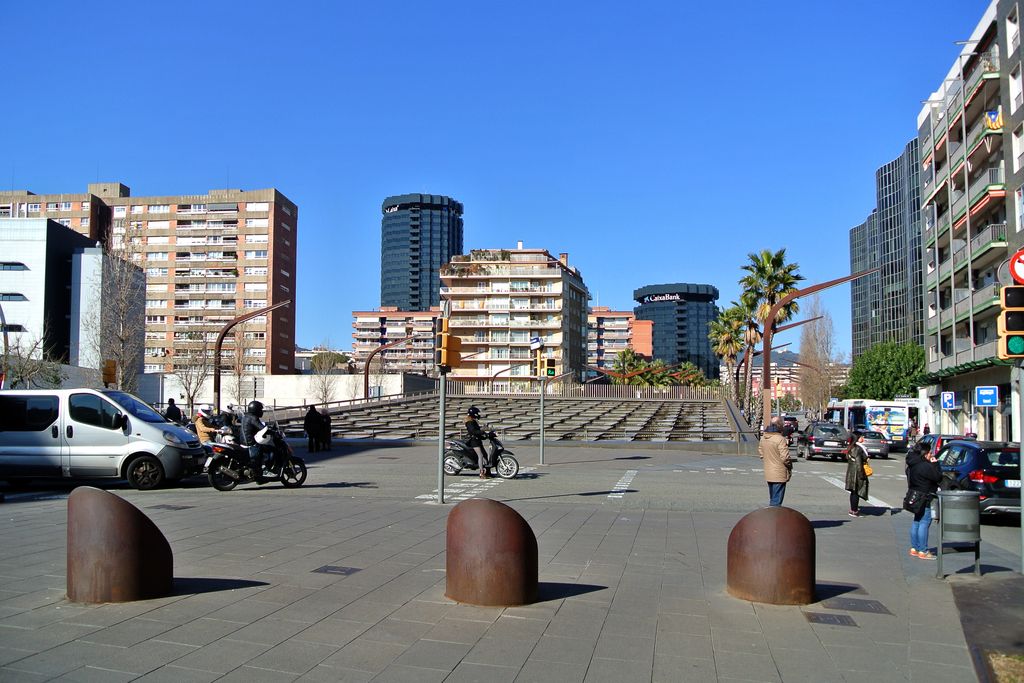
[240,400,272,484]
[465,406,492,479]
[194,405,218,445]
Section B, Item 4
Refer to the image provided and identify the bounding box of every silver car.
[853,429,890,459]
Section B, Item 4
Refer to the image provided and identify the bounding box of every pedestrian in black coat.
[303,405,321,453]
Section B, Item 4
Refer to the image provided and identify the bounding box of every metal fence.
[444,383,728,401]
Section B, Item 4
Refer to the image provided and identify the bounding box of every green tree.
[675,361,709,387]
[779,394,802,412]
[708,305,746,402]
[845,342,925,400]
[738,248,804,421]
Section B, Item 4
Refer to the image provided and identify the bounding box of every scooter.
[443,429,519,479]
[206,423,307,491]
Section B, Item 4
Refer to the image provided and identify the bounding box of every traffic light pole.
[539,371,573,466]
[437,368,447,505]
[1018,359,1024,575]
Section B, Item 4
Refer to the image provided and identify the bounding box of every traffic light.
[434,318,461,371]
[102,359,117,386]
[545,358,556,377]
[998,285,1024,359]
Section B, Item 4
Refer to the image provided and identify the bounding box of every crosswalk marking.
[418,466,536,502]
[608,470,638,499]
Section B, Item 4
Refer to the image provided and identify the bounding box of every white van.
[0,388,205,490]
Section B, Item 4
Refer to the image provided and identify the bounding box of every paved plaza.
[0,442,1020,682]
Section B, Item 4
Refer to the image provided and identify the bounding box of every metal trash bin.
[936,490,981,579]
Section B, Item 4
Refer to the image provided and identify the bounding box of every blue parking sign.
[975,386,998,407]
[941,391,955,410]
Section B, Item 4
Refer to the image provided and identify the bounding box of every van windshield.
[103,391,167,424]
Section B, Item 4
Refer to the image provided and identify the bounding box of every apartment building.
[381,194,463,311]
[917,0,1022,438]
[586,307,653,378]
[0,183,297,375]
[351,307,439,375]
[439,244,590,391]
[850,139,923,358]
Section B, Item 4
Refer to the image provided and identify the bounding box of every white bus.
[823,398,921,450]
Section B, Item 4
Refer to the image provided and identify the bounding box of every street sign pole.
[1018,360,1024,574]
[437,370,446,505]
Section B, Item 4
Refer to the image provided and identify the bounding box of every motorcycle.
[206,423,307,491]
[443,429,519,479]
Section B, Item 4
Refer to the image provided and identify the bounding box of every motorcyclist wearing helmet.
[194,406,218,444]
[465,406,491,479]
[241,400,270,483]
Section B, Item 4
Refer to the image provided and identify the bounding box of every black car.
[917,433,976,460]
[937,440,1021,515]
[796,422,850,461]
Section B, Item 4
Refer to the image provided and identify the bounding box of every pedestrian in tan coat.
[759,416,792,507]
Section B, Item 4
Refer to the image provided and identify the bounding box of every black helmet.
[467,406,481,418]
[246,400,264,417]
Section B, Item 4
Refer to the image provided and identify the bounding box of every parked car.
[917,433,976,460]
[0,388,205,490]
[851,428,890,459]
[936,440,1021,515]
[782,415,800,442]
[796,422,851,460]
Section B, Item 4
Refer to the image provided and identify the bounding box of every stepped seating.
[276,395,735,443]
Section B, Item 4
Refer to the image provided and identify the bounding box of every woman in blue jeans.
[905,445,942,559]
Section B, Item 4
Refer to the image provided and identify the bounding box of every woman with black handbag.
[904,445,943,559]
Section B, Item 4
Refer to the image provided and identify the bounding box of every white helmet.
[255,425,273,446]
[197,406,213,420]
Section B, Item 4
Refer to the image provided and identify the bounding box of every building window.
[244,250,268,259]
[245,202,269,212]
[148,220,170,229]
[1012,64,1023,114]
[60,202,73,211]
[1017,185,1024,232]
[145,300,167,308]
[244,283,267,291]
[147,252,169,261]
[145,268,168,277]
[245,266,268,276]
[148,236,169,245]
[145,316,166,324]
[27,203,40,213]
[245,233,269,243]
[113,206,126,217]
[244,299,267,308]
[131,205,145,214]
[149,204,170,213]
[244,218,269,228]
[0,262,28,270]
[81,217,90,227]
[281,205,292,216]
[81,201,90,210]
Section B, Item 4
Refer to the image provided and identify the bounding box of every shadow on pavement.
[614,455,652,460]
[537,582,606,602]
[813,582,865,601]
[811,520,849,529]
[952,573,1024,681]
[173,577,268,596]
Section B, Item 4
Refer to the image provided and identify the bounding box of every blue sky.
[2,1,988,357]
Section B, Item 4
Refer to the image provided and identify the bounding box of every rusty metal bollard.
[445,499,537,607]
[66,487,173,603]
[727,506,815,605]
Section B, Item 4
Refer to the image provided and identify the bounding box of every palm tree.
[739,248,804,423]
[708,305,745,402]
[610,348,646,385]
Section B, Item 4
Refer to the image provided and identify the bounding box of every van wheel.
[127,456,165,490]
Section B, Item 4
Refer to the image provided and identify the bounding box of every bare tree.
[79,222,146,391]
[226,323,253,407]
[309,341,344,406]
[0,332,65,389]
[798,295,837,415]
[173,330,213,416]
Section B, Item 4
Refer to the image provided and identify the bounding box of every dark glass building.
[849,139,922,359]
[633,283,720,379]
[381,193,464,311]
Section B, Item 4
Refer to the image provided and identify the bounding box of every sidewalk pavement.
[0,484,1020,682]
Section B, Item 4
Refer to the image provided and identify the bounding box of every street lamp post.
[760,270,878,429]
[212,299,291,413]
[539,370,573,466]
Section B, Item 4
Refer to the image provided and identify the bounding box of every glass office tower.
[633,283,720,379]
[380,194,464,311]
[849,139,922,359]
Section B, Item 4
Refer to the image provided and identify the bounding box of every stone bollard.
[727,506,815,605]
[445,499,537,606]
[67,487,173,603]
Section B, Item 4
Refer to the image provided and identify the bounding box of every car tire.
[126,455,165,490]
